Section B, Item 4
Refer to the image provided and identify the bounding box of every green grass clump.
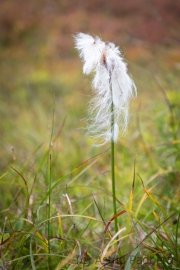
[0,42,180,269]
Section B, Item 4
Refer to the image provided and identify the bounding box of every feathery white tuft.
[74,33,137,145]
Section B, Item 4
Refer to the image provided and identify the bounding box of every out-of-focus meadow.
[0,1,180,269]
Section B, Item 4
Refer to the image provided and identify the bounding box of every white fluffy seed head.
[74,32,137,146]
[74,32,105,75]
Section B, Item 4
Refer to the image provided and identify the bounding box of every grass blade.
[30,238,36,270]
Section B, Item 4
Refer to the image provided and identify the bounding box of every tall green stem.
[48,154,51,254]
[110,80,118,234]
[47,93,56,268]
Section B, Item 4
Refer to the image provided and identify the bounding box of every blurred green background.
[0,1,180,268]
[0,0,180,214]
[1,0,179,167]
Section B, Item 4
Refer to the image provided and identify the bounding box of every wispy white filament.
[74,32,136,145]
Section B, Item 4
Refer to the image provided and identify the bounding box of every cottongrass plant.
[74,33,137,232]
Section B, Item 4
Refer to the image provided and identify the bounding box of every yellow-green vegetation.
[0,29,180,269]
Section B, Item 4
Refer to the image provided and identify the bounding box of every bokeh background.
[0,0,180,198]
[0,1,180,268]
